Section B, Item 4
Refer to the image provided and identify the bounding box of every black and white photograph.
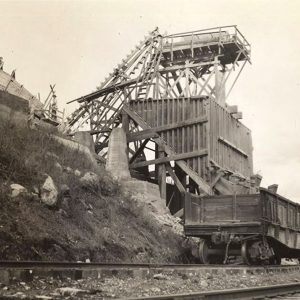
[0,0,300,299]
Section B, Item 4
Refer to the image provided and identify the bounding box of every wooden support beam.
[218,136,248,157]
[170,71,183,94]
[175,165,187,187]
[173,165,186,214]
[127,130,159,142]
[165,163,185,193]
[127,115,208,142]
[173,160,211,195]
[211,171,224,188]
[97,101,118,112]
[69,77,141,104]
[174,208,183,218]
[129,139,150,164]
[160,61,215,73]
[128,148,135,155]
[96,140,109,151]
[130,149,208,168]
[158,145,166,200]
[122,111,129,134]
[214,177,237,195]
[154,143,159,180]
[123,104,212,195]
[68,128,111,136]
[145,146,155,151]
[155,115,208,132]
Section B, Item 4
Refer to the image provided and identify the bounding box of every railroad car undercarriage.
[198,235,286,265]
[185,189,300,265]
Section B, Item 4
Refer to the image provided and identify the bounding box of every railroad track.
[122,283,300,300]
[1,260,299,269]
[1,282,300,300]
[1,261,299,279]
[1,262,300,299]
[1,261,300,288]
[0,261,231,268]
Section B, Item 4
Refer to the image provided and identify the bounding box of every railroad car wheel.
[198,239,212,264]
[241,241,252,265]
[210,256,224,264]
[270,254,281,265]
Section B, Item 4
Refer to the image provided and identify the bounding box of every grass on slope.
[0,120,195,263]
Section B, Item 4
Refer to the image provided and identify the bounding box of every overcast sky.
[1,0,300,201]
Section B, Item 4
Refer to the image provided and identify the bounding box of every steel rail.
[122,283,300,300]
[0,261,234,269]
[0,261,299,270]
[164,25,238,38]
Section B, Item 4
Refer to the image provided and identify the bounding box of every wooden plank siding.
[130,97,210,180]
[209,100,253,178]
[129,96,253,184]
[185,193,261,225]
[260,188,300,249]
[184,188,300,251]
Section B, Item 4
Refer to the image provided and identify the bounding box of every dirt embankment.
[0,121,195,263]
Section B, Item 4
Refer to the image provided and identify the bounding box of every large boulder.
[10,184,27,198]
[40,176,58,207]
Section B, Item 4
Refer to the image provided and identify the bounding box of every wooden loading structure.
[67,25,260,215]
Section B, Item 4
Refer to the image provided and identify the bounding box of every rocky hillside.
[0,120,196,263]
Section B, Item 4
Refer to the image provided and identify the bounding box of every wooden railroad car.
[184,188,300,265]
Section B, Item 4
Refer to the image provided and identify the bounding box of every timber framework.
[67,25,261,215]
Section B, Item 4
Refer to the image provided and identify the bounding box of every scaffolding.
[67,26,254,213]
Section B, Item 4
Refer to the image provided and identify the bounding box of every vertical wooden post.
[122,111,129,159]
[214,57,225,106]
[122,111,129,134]
[174,165,186,211]
[175,165,187,188]
[155,143,159,180]
[158,144,166,200]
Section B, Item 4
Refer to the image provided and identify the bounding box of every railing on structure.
[163,25,251,62]
[35,107,65,125]
[66,25,252,153]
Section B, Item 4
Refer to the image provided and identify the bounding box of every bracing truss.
[66,25,253,206]
[67,25,251,153]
